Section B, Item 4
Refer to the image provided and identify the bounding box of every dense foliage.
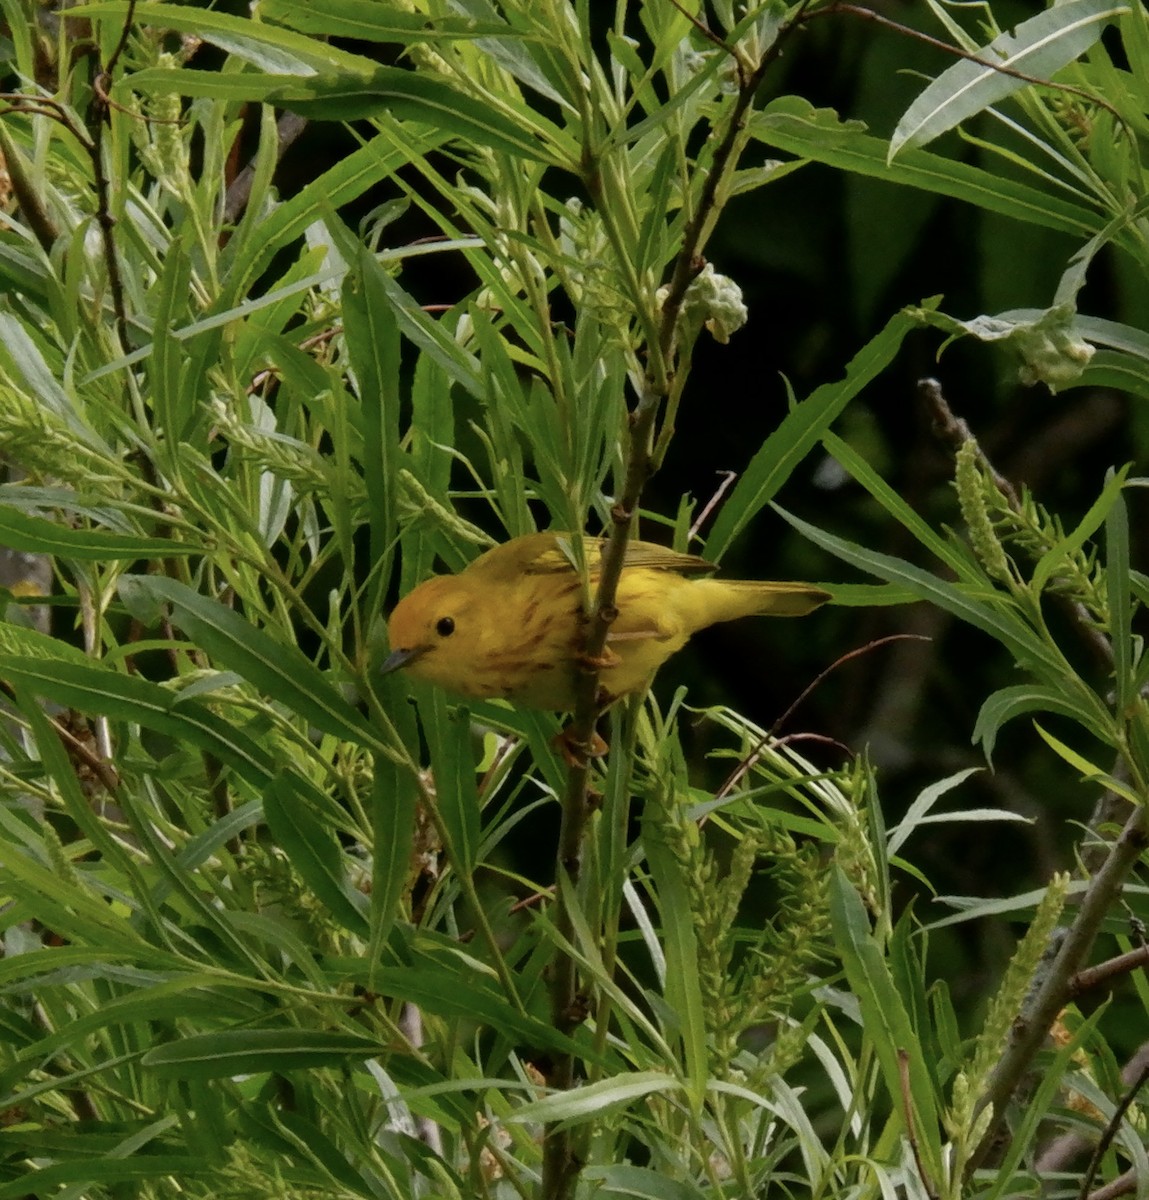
[0,1,1148,1197]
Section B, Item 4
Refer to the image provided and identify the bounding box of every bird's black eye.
[435,616,456,638]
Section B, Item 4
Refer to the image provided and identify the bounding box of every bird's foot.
[553,724,609,766]
[577,646,621,672]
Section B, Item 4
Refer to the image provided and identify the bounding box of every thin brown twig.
[1069,945,1149,997]
[1078,1060,1149,1200]
[707,634,927,805]
[102,0,138,80]
[52,716,121,795]
[1086,1170,1137,1200]
[689,470,738,541]
[665,0,738,56]
[542,11,814,1198]
[967,803,1149,1175]
[898,1049,939,1200]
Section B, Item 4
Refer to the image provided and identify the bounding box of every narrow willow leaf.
[642,814,707,1112]
[973,684,1111,765]
[127,62,568,165]
[425,690,480,875]
[1031,464,1129,595]
[775,506,1065,681]
[751,97,1098,237]
[1105,476,1133,711]
[359,267,484,401]
[823,430,976,579]
[367,754,418,976]
[328,962,597,1059]
[343,246,401,582]
[122,575,381,749]
[924,883,1088,931]
[890,1,1128,159]
[1033,721,1141,802]
[262,0,525,43]
[263,773,369,936]
[704,306,922,561]
[222,133,447,310]
[142,1029,386,1078]
[1052,314,1149,359]
[829,869,944,1184]
[150,235,196,449]
[506,1070,679,1123]
[0,655,277,787]
[582,1164,708,1200]
[266,67,570,165]
[1077,348,1149,399]
[886,768,982,857]
[88,0,376,73]
[0,507,201,559]
[0,1157,208,1196]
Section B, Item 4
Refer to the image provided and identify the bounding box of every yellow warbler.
[381,532,829,710]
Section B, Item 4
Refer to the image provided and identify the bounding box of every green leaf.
[703,305,923,561]
[367,755,418,973]
[774,506,1065,680]
[890,1,1128,159]
[150,235,196,448]
[343,247,402,586]
[1105,475,1133,712]
[973,684,1111,764]
[822,430,976,579]
[262,0,528,43]
[1031,464,1129,594]
[326,960,597,1060]
[506,1070,679,1123]
[142,1029,386,1078]
[263,773,369,936]
[829,869,943,1184]
[88,0,377,74]
[424,691,481,875]
[886,768,982,857]
[128,63,568,165]
[0,1158,208,1197]
[0,654,277,788]
[1077,348,1149,399]
[0,506,202,559]
[582,1164,708,1200]
[1032,721,1140,801]
[120,575,381,749]
[642,812,707,1111]
[751,97,1099,237]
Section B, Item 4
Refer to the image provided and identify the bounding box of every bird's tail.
[689,578,831,627]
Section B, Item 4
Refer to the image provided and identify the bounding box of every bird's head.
[381,575,480,693]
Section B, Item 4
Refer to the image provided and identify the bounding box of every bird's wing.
[486,533,715,578]
[621,539,714,575]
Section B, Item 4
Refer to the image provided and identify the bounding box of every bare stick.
[966,803,1149,1175]
[1078,1060,1149,1200]
[541,11,812,1199]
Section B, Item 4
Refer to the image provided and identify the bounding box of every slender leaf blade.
[891,1,1128,158]
[121,575,381,748]
[704,306,922,561]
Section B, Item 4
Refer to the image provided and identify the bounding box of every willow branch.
[541,11,812,1200]
[966,802,1149,1176]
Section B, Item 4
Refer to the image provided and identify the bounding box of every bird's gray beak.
[380,646,427,676]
